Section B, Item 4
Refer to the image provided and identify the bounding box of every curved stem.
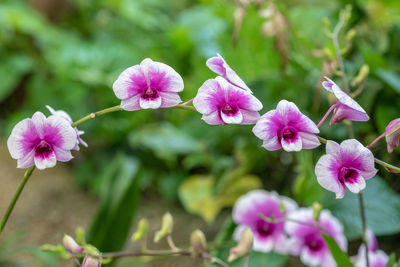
[358,192,370,267]
[332,14,349,93]
[182,98,194,106]
[0,166,35,238]
[366,132,386,149]
[72,105,122,128]
[317,104,337,128]
[101,249,191,259]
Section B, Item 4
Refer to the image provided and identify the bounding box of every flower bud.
[154,212,174,243]
[190,229,207,257]
[82,256,101,267]
[62,234,84,254]
[312,202,323,221]
[228,228,253,263]
[132,218,149,241]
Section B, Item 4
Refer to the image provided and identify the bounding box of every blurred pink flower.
[82,256,101,267]
[113,58,184,111]
[285,208,347,267]
[321,77,369,125]
[46,105,87,151]
[385,118,400,153]
[353,229,389,267]
[206,53,252,93]
[62,234,84,254]
[7,112,76,170]
[252,100,320,152]
[232,190,297,253]
[315,139,377,199]
[193,76,262,125]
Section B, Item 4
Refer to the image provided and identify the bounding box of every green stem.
[72,105,122,128]
[173,104,197,112]
[0,166,35,238]
[358,192,370,267]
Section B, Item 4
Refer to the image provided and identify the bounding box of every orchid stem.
[72,105,123,128]
[182,98,194,106]
[243,254,249,267]
[366,132,386,149]
[358,192,370,267]
[0,165,35,238]
[317,104,337,128]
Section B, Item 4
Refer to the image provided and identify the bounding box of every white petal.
[139,96,162,109]
[220,110,243,124]
[281,136,302,152]
[34,151,57,170]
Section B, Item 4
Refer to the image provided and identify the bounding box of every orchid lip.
[35,140,52,157]
[255,220,275,238]
[338,166,358,184]
[280,126,298,142]
[142,88,158,99]
[221,103,238,115]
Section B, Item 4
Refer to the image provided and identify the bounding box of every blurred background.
[1,0,400,266]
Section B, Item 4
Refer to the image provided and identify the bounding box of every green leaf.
[87,153,140,252]
[385,253,396,267]
[324,177,400,239]
[322,235,354,267]
[376,68,400,94]
[179,174,262,222]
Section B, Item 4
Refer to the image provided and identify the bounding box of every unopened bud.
[63,234,84,254]
[132,219,149,241]
[190,229,207,257]
[154,212,174,243]
[228,228,253,263]
[312,202,323,221]
[82,256,101,267]
[346,29,356,42]
[351,64,369,87]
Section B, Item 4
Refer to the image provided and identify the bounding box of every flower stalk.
[0,165,35,237]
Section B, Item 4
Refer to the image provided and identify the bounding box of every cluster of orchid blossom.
[5,54,400,266]
[232,189,390,267]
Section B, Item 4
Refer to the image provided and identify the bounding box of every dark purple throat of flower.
[304,233,324,252]
[338,167,358,184]
[255,220,276,238]
[35,140,52,158]
[280,126,298,142]
[142,88,158,100]
[221,103,238,115]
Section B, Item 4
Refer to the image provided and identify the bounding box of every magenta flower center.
[255,220,275,238]
[280,126,298,141]
[304,234,324,251]
[338,167,358,184]
[142,88,158,99]
[35,140,52,157]
[221,103,238,115]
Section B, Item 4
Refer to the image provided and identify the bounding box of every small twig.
[166,235,179,251]
[358,192,370,267]
[366,132,386,149]
[317,104,337,128]
[73,257,82,267]
[243,254,249,267]
[182,98,194,106]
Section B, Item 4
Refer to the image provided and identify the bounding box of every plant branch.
[72,105,123,128]
[358,192,370,267]
[0,166,35,238]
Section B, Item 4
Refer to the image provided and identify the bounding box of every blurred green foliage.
[2,0,400,264]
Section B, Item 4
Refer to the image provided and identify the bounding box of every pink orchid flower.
[319,77,369,126]
[315,139,377,199]
[206,53,252,93]
[7,112,77,170]
[285,208,347,267]
[253,100,320,152]
[233,190,298,253]
[113,58,184,111]
[193,76,262,125]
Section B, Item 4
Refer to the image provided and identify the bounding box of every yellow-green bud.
[190,229,207,257]
[132,219,149,241]
[228,228,253,263]
[312,202,323,221]
[154,212,174,243]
